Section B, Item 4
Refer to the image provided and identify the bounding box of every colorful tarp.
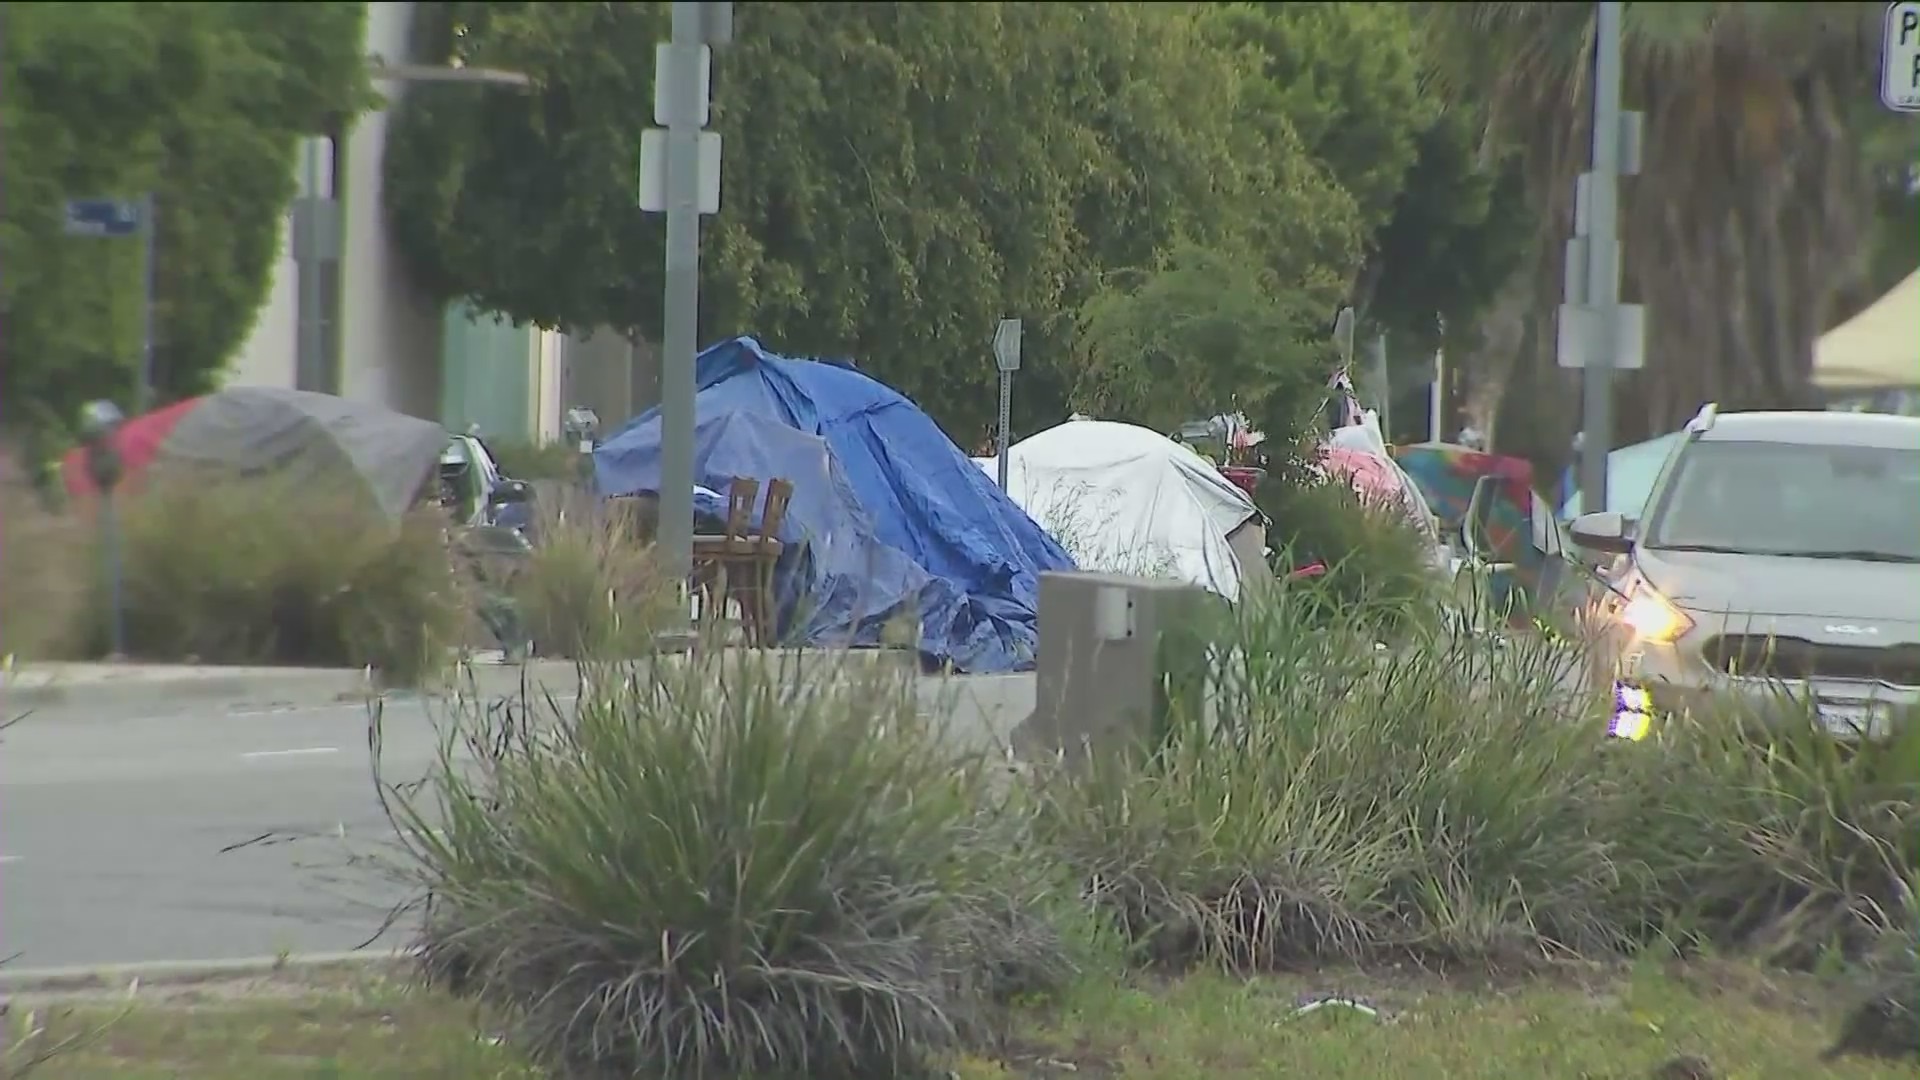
[1392,442,1534,560]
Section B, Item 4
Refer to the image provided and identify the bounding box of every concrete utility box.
[1012,571,1215,768]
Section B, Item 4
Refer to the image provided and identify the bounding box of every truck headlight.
[1619,583,1693,644]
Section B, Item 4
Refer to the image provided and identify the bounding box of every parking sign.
[1884,1,1920,112]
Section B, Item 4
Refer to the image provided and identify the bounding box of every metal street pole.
[1370,332,1390,438]
[992,318,1022,490]
[1430,348,1445,443]
[996,372,1012,488]
[296,138,328,395]
[1578,0,1624,516]
[657,0,706,585]
[136,192,157,412]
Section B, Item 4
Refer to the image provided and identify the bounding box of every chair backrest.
[757,478,794,556]
[723,477,760,553]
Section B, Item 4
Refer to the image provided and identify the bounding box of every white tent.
[1815,270,1920,391]
[975,420,1260,599]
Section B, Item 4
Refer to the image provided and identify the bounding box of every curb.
[0,948,418,996]
[0,669,377,716]
[1,649,920,718]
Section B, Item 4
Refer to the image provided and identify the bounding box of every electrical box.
[1011,572,1213,768]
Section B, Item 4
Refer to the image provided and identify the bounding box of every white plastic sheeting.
[974,419,1259,599]
[1324,409,1451,572]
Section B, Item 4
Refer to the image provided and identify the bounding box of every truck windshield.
[1645,440,1920,563]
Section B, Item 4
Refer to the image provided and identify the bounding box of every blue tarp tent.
[595,337,1076,672]
[591,409,969,662]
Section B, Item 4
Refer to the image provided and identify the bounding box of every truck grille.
[1703,635,1920,687]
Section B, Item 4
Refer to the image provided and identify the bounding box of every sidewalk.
[0,648,916,717]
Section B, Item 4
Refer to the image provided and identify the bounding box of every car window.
[1645,439,1920,561]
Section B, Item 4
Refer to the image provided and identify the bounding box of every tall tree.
[1206,2,1527,407]
[0,2,369,436]
[384,2,1371,438]
[1425,2,1901,465]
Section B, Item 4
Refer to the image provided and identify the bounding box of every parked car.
[1566,405,1920,740]
[439,434,534,532]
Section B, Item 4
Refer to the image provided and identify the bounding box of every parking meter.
[79,400,128,659]
[564,407,600,486]
[80,400,125,491]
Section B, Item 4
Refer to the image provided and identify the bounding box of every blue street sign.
[63,198,144,238]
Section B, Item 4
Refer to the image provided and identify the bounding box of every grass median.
[13,962,1913,1079]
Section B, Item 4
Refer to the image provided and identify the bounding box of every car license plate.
[1815,700,1890,737]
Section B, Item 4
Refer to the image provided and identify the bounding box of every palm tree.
[1423,2,1897,465]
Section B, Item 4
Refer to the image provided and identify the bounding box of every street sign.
[653,43,712,128]
[993,318,1022,373]
[63,199,143,238]
[637,129,723,214]
[1884,1,1920,112]
[1556,302,1646,370]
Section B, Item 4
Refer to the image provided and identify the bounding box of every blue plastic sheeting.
[592,409,949,659]
[596,338,1076,672]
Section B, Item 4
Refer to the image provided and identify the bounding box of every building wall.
[224,211,300,389]
[221,1,592,439]
[223,1,442,421]
[340,0,443,419]
[439,303,531,437]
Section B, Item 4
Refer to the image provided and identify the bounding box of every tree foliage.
[1076,244,1344,433]
[386,2,1520,439]
[1423,2,1904,467]
[0,2,368,436]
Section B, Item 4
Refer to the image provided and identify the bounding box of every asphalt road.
[0,674,1036,971]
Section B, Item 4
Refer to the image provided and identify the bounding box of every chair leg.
[753,564,774,648]
[731,572,762,647]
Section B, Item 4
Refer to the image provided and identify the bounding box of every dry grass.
[0,467,88,663]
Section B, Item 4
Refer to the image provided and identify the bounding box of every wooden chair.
[731,478,793,646]
[692,477,758,631]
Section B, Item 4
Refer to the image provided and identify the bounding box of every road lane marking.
[0,856,20,865]
[241,747,340,760]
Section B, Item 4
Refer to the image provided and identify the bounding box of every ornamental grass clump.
[1032,570,1644,972]
[384,644,1072,1079]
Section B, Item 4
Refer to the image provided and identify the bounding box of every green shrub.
[1033,571,1920,975]
[1255,475,1440,631]
[386,647,1073,1079]
[1034,576,1628,971]
[96,479,461,682]
[485,437,585,482]
[1825,874,1919,1062]
[0,470,88,661]
[510,501,677,660]
[1625,701,1920,964]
